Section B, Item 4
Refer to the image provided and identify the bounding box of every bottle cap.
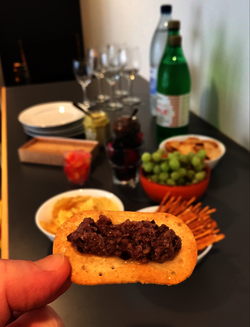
[168,20,181,30]
[169,35,182,46]
[161,5,172,14]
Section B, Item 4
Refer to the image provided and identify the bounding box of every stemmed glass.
[73,56,95,109]
[122,47,141,106]
[101,45,124,111]
[90,49,110,103]
[114,47,129,98]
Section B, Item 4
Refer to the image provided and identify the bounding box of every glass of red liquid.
[105,141,143,187]
[105,112,143,187]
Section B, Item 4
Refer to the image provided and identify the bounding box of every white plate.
[23,125,85,138]
[137,205,212,264]
[18,102,84,128]
[23,119,84,133]
[159,134,226,170]
[35,189,124,242]
[23,129,85,138]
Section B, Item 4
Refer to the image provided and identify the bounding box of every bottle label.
[150,67,158,96]
[156,93,190,127]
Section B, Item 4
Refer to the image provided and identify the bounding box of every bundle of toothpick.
[156,193,225,250]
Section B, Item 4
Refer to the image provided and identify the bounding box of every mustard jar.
[83,110,111,146]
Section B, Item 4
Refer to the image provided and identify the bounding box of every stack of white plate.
[18,102,85,138]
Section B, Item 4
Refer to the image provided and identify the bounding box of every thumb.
[7,305,65,327]
[0,254,71,326]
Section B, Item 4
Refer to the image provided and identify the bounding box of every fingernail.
[35,253,65,271]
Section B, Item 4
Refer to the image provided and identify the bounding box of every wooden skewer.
[199,215,211,222]
[184,215,199,225]
[160,197,176,213]
[198,206,210,215]
[191,225,204,233]
[206,208,217,214]
[194,230,214,239]
[168,198,182,214]
[156,192,171,212]
[186,197,196,207]
[196,233,225,250]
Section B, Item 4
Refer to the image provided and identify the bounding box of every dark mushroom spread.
[67,215,182,264]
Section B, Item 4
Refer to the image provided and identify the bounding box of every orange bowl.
[139,165,211,203]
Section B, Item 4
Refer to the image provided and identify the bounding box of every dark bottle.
[156,34,191,144]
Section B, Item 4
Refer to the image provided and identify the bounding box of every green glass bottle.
[156,34,191,144]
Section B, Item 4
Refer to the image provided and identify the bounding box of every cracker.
[53,210,197,286]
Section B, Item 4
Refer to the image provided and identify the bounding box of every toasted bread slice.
[53,210,197,285]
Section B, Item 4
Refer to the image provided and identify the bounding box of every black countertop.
[3,77,249,327]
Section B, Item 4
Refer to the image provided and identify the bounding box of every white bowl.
[159,134,226,170]
[35,188,124,242]
[137,205,212,264]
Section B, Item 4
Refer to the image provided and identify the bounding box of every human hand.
[0,253,71,327]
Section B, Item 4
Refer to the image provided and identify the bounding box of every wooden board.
[18,136,99,166]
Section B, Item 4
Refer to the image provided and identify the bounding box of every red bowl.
[139,165,211,203]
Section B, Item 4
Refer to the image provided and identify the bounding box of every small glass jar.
[83,110,111,146]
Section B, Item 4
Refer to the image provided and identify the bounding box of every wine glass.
[101,45,124,111]
[114,47,129,98]
[122,47,141,106]
[73,56,95,109]
[90,49,110,103]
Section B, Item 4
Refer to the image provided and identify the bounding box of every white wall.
[80,0,249,150]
